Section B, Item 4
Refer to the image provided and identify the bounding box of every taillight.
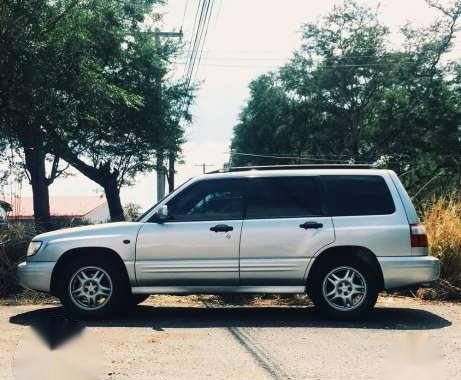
[410,223,428,247]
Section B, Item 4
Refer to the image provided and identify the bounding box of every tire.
[129,294,150,306]
[308,257,378,320]
[57,255,129,319]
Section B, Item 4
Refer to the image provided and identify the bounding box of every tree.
[0,0,75,230]
[48,24,192,221]
[231,74,295,166]
[0,0,192,227]
[230,1,461,197]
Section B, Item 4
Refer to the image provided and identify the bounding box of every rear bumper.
[16,261,55,292]
[378,256,440,290]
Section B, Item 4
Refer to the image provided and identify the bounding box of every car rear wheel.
[308,258,378,320]
[58,256,128,319]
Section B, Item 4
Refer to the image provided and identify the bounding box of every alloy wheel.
[322,266,367,311]
[68,266,113,310]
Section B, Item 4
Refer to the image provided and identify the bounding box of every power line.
[229,151,354,158]
[179,47,461,56]
[229,151,461,163]
[184,0,207,85]
[228,151,370,163]
[192,0,214,83]
[194,163,215,173]
[180,0,189,31]
[183,0,203,82]
[173,59,452,69]
[187,0,213,87]
[213,0,222,29]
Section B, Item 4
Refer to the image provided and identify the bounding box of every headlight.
[27,241,42,256]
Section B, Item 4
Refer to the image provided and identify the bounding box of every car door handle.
[210,224,234,233]
[299,221,323,229]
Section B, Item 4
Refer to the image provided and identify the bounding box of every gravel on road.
[1,297,460,380]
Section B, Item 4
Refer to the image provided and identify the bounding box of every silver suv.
[17,165,440,319]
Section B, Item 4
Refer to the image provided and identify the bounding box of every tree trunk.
[49,133,126,222]
[103,177,125,222]
[24,146,54,232]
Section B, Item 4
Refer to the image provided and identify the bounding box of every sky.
[4,0,460,211]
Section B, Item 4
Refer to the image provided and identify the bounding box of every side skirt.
[131,285,306,295]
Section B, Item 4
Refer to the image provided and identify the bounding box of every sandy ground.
[1,296,460,380]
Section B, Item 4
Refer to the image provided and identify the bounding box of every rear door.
[321,174,411,257]
[239,176,335,285]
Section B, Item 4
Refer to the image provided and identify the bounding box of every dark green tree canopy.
[0,0,193,227]
[231,1,461,198]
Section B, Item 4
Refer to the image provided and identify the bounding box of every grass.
[416,193,461,300]
[0,224,35,297]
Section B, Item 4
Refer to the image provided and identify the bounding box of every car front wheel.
[58,256,128,319]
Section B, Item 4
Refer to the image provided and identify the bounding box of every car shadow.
[10,304,452,332]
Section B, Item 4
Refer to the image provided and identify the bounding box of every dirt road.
[1,297,460,380]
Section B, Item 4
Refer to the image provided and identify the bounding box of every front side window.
[246,176,323,219]
[165,179,246,221]
[322,175,395,216]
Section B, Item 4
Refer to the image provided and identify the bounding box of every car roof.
[200,168,390,180]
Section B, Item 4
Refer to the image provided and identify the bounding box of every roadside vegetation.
[416,194,461,300]
[0,224,34,297]
[0,0,193,230]
[230,1,461,198]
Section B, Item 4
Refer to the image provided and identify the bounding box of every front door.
[239,176,335,285]
[135,178,247,286]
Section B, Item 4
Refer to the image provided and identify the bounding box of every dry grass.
[416,194,461,300]
[423,194,461,284]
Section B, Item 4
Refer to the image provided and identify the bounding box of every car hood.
[33,222,144,241]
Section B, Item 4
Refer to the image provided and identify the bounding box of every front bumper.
[378,256,440,290]
[16,261,55,292]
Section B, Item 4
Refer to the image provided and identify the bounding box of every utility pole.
[154,29,183,201]
[156,151,166,201]
[194,163,215,174]
[167,154,175,192]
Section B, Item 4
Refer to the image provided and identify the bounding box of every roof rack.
[207,164,376,174]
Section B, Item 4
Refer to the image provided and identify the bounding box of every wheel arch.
[50,247,130,296]
[306,245,384,291]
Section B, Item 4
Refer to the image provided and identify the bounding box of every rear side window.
[246,177,323,219]
[322,175,395,216]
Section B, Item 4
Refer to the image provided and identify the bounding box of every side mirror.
[154,205,169,223]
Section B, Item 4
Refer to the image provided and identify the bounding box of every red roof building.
[8,196,109,223]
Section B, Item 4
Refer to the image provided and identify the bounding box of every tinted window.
[246,177,323,219]
[322,175,395,216]
[166,179,246,221]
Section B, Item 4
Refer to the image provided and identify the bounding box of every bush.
[0,224,35,296]
[422,194,461,287]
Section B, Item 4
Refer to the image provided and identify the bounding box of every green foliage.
[0,224,35,296]
[231,1,461,198]
[0,0,193,223]
[124,202,142,221]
